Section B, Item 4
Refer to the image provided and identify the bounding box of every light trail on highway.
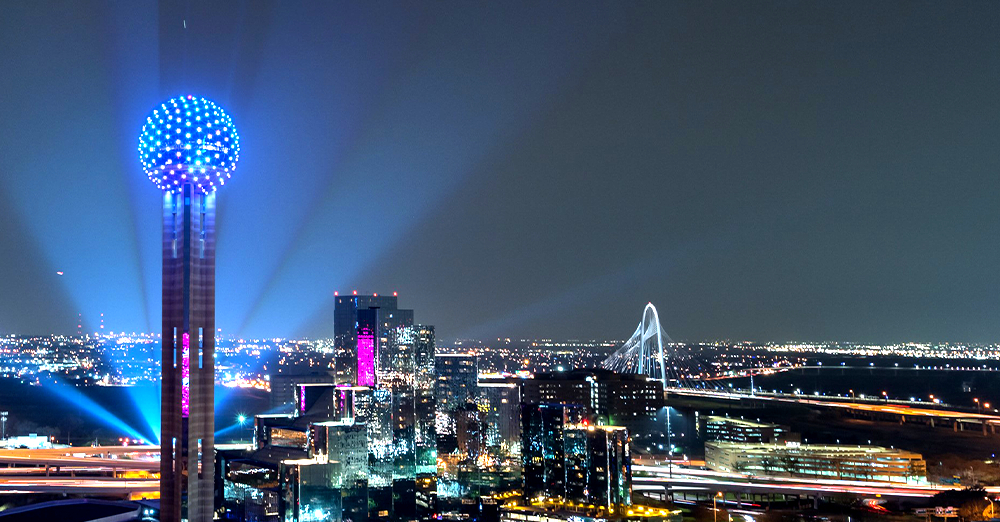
[668,388,1000,423]
[634,464,1000,499]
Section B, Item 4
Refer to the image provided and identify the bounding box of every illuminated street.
[634,464,1000,500]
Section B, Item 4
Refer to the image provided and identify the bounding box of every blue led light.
[138,95,240,193]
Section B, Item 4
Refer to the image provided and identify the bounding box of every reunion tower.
[139,95,240,522]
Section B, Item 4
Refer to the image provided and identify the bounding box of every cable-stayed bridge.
[602,303,1000,435]
[601,303,713,390]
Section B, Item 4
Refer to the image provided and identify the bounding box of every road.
[667,388,1000,425]
[0,446,159,471]
[0,477,158,495]
[0,446,159,497]
[634,464,1000,500]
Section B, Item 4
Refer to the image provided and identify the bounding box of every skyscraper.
[139,95,240,522]
[564,425,632,512]
[478,380,522,454]
[334,294,413,385]
[357,308,380,387]
[413,325,437,476]
[520,403,588,503]
[335,294,433,522]
[435,353,478,412]
[413,325,437,520]
[521,369,661,428]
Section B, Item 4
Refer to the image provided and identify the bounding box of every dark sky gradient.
[0,1,998,343]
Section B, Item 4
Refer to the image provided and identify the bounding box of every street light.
[714,492,723,522]
[237,414,248,443]
[985,496,995,519]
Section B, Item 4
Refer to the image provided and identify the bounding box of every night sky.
[0,1,998,343]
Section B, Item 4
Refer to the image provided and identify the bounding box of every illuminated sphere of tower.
[138,95,240,193]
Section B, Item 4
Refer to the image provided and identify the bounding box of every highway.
[634,464,1000,500]
[0,446,159,472]
[0,446,159,498]
[0,477,158,495]
[667,388,1000,425]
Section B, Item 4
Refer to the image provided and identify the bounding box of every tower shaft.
[161,185,216,522]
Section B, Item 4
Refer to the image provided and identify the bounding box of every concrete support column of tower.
[139,95,239,522]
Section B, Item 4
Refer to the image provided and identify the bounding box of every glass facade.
[701,415,798,444]
[478,382,522,457]
[705,441,927,483]
[333,295,413,386]
[519,406,631,517]
[563,426,631,512]
[221,416,370,522]
[435,354,478,413]
[333,295,429,521]
[307,421,369,522]
[414,326,437,520]
[521,404,588,502]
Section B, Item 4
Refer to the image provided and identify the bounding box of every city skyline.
[2,2,1000,344]
[1,3,999,521]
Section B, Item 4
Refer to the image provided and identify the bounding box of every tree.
[958,498,992,522]
[932,487,994,522]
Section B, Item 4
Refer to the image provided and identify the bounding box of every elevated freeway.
[633,464,1000,503]
[0,446,159,499]
[666,388,1000,433]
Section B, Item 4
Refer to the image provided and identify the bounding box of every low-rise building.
[701,416,798,444]
[705,441,927,484]
[521,369,662,427]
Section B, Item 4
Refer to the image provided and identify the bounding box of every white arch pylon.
[601,302,672,389]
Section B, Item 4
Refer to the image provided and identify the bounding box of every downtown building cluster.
[217,294,652,522]
[219,294,436,522]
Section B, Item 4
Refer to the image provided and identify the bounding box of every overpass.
[633,464,1000,504]
[0,477,157,496]
[602,304,1000,434]
[665,387,1000,433]
[0,446,159,499]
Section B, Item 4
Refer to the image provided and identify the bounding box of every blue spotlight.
[45,379,147,443]
[124,385,161,444]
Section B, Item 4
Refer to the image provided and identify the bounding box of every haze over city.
[2,2,998,343]
[2,2,1000,522]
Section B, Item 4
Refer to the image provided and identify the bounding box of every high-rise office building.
[521,369,661,428]
[334,294,413,385]
[357,308,380,387]
[310,420,370,522]
[478,380,522,454]
[413,326,437,518]
[435,353,478,465]
[221,386,370,522]
[520,404,588,502]
[564,426,631,512]
[435,354,478,412]
[335,294,432,522]
[139,95,240,522]
[455,402,485,461]
[520,405,632,517]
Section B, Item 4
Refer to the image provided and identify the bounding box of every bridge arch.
[601,302,672,389]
